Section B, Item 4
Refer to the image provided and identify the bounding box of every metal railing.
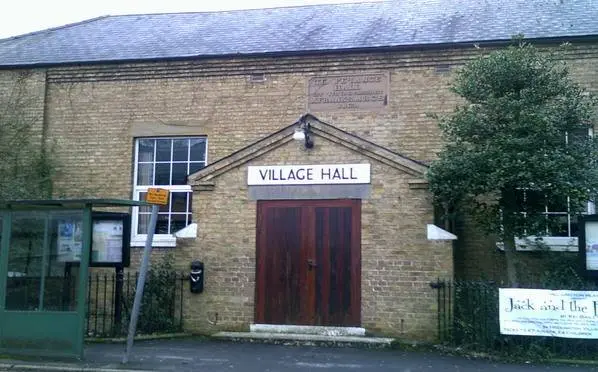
[86,270,186,337]
[432,279,598,360]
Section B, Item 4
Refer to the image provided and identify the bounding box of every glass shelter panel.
[5,212,45,310]
[4,211,83,312]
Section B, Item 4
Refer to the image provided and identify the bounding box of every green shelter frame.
[0,199,150,359]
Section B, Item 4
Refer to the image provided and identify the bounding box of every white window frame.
[131,137,207,247]
[514,200,595,252]
[507,127,594,252]
[496,198,593,252]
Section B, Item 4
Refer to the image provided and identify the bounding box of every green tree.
[0,73,54,200]
[427,40,598,286]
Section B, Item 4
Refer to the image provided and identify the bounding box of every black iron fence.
[432,279,598,360]
[86,270,186,337]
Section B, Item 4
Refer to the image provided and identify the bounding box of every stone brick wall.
[32,43,598,203]
[1,41,597,339]
[0,69,47,169]
[40,48,469,203]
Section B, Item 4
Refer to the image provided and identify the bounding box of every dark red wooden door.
[255,200,361,326]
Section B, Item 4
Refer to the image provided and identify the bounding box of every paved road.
[1,339,597,371]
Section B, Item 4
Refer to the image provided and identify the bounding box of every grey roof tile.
[0,0,597,67]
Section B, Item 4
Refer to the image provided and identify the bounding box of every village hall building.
[0,0,597,341]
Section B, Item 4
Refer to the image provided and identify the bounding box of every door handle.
[307,259,318,269]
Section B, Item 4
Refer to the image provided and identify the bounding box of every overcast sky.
[0,0,383,39]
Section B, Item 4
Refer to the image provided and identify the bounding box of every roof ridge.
[0,15,111,43]
[103,1,382,18]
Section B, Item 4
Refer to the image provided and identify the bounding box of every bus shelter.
[0,199,150,359]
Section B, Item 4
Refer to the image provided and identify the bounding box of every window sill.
[131,235,177,248]
[496,236,578,252]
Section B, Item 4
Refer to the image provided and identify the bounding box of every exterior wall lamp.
[292,121,314,149]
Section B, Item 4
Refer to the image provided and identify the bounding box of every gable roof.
[1,0,597,67]
[188,114,428,187]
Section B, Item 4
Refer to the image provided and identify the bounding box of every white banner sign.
[499,288,598,339]
[247,163,370,186]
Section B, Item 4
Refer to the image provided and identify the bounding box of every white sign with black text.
[247,163,371,186]
[499,288,598,339]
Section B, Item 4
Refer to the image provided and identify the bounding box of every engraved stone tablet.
[307,73,389,112]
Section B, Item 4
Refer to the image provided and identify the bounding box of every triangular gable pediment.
[188,114,428,186]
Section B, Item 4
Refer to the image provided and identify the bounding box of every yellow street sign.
[146,188,169,205]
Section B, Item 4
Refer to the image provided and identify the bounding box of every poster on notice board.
[57,220,83,262]
[91,219,124,264]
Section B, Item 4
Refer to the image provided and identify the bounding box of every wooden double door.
[255,199,361,326]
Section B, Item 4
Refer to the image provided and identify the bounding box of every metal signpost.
[123,188,170,364]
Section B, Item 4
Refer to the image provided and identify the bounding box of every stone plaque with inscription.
[307,73,389,112]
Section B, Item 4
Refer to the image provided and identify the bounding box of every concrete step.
[212,331,394,349]
[250,324,366,337]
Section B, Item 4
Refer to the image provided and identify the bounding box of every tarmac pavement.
[0,338,597,372]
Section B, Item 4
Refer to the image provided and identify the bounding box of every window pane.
[137,213,150,234]
[138,139,154,162]
[137,164,154,186]
[547,195,567,212]
[547,214,569,237]
[140,214,172,234]
[155,163,171,185]
[156,139,172,162]
[171,192,188,213]
[156,214,170,234]
[189,162,205,175]
[171,214,187,233]
[140,212,195,235]
[190,138,206,161]
[571,218,580,237]
[569,200,587,214]
[138,193,151,212]
[526,191,545,212]
[172,139,189,161]
[568,128,589,144]
[159,197,170,213]
[172,163,188,185]
[515,189,525,209]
